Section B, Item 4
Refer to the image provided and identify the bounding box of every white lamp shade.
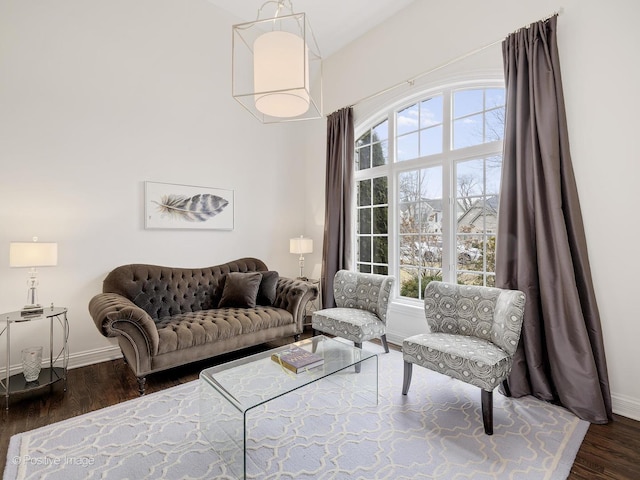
[290,237,313,255]
[254,31,310,117]
[9,242,58,267]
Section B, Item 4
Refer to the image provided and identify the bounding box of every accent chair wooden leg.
[354,342,362,373]
[380,334,390,353]
[502,379,512,397]
[402,361,413,395]
[481,389,493,435]
[137,376,147,396]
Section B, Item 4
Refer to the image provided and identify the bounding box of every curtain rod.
[348,8,564,110]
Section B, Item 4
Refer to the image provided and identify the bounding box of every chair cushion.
[403,333,512,391]
[312,307,385,344]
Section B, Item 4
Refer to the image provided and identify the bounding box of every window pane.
[457,235,484,272]
[486,236,496,272]
[357,131,371,147]
[457,159,484,197]
[399,235,420,265]
[397,103,419,135]
[399,267,420,299]
[372,206,387,234]
[453,114,483,149]
[359,237,371,263]
[358,263,371,273]
[486,274,496,287]
[398,170,420,203]
[372,119,388,142]
[397,132,419,161]
[457,272,484,286]
[358,208,371,234]
[420,126,443,156]
[372,176,388,205]
[457,199,484,233]
[372,141,388,167]
[373,237,388,263]
[357,145,371,170]
[485,107,505,142]
[454,89,483,118]
[486,88,505,109]
[420,96,443,127]
[423,236,442,267]
[486,156,502,195]
[358,179,371,206]
[373,265,388,275]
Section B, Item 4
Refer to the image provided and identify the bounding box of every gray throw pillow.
[218,272,263,308]
[257,271,279,306]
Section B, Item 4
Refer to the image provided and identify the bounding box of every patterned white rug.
[4,347,588,480]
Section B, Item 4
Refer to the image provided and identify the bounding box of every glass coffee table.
[199,335,378,479]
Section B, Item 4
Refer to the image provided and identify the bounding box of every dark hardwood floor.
[1,336,639,479]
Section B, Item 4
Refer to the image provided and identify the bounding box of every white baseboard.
[611,393,640,421]
[67,345,122,370]
[0,345,122,378]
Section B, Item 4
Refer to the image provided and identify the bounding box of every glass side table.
[0,306,69,410]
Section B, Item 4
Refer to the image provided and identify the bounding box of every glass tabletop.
[200,335,377,412]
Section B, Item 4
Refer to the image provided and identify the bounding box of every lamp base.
[21,305,44,317]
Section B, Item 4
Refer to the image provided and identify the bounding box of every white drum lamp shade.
[254,31,310,117]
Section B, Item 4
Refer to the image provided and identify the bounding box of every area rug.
[4,346,588,480]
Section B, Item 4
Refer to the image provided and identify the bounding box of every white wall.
[304,0,640,420]
[0,1,312,369]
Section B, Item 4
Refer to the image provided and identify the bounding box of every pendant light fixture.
[232,0,322,123]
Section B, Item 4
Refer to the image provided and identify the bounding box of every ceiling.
[206,0,416,57]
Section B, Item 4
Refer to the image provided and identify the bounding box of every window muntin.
[355,84,504,300]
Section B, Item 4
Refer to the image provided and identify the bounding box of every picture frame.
[144,181,234,230]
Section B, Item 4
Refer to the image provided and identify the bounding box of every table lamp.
[289,235,313,279]
[9,237,58,315]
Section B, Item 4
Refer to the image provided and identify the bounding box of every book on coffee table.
[271,345,324,373]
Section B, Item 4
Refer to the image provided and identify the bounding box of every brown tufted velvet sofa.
[88,257,317,394]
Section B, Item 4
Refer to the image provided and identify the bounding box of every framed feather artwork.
[144,181,234,230]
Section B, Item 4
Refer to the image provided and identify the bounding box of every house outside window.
[355,83,505,300]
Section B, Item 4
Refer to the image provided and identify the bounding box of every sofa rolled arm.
[88,293,160,356]
[273,277,319,330]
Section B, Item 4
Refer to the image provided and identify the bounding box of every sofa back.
[102,257,268,320]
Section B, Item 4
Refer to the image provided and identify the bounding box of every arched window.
[354,82,505,300]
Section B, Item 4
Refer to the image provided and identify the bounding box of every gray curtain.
[321,107,354,308]
[497,15,612,423]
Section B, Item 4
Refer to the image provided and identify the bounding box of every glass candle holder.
[22,346,43,382]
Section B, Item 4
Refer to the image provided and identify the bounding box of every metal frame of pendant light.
[232,0,323,123]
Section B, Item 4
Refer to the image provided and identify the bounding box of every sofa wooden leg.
[294,334,301,342]
[402,361,413,395]
[481,389,493,435]
[380,334,390,353]
[137,377,146,396]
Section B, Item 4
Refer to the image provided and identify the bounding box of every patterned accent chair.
[402,281,526,435]
[312,270,395,354]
